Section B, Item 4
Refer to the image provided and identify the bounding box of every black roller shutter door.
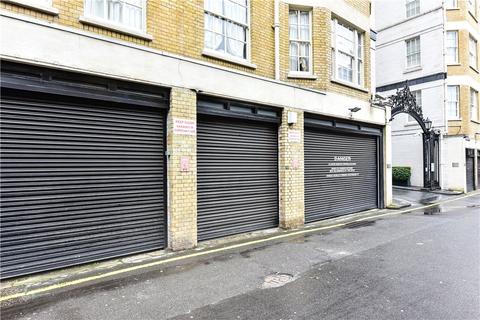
[197,116,278,241]
[1,98,166,278]
[466,150,474,192]
[477,154,480,190]
[305,128,378,223]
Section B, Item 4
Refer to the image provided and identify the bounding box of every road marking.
[1,191,478,303]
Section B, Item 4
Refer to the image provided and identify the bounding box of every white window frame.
[407,90,422,124]
[445,0,458,9]
[447,85,460,120]
[288,9,313,75]
[203,0,252,65]
[406,0,420,18]
[405,36,421,69]
[471,88,478,121]
[331,18,364,87]
[446,31,458,64]
[469,35,478,69]
[82,0,148,36]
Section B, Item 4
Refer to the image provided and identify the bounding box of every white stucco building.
[375,0,479,192]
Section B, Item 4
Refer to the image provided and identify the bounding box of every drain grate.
[262,273,295,289]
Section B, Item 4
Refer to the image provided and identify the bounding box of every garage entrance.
[1,62,168,278]
[304,116,383,223]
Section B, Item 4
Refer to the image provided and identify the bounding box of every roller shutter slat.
[0,98,166,279]
[197,116,278,241]
[305,127,378,223]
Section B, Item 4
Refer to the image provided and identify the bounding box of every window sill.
[447,63,461,66]
[446,7,460,11]
[331,79,369,93]
[448,118,462,121]
[403,66,422,74]
[287,72,317,80]
[471,119,480,124]
[470,65,479,73]
[1,0,59,15]
[202,50,257,69]
[79,16,153,41]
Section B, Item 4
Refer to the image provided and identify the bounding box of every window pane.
[357,33,363,58]
[406,37,421,67]
[289,10,311,72]
[227,21,246,41]
[204,14,225,51]
[337,23,354,55]
[86,0,145,30]
[406,0,420,17]
[338,52,353,82]
[205,0,223,15]
[299,42,309,56]
[357,60,362,84]
[447,86,459,119]
[300,11,309,25]
[225,0,247,24]
[300,26,310,41]
[299,57,309,72]
[471,89,478,120]
[289,23,298,40]
[446,31,458,63]
[226,22,246,58]
[446,0,458,8]
[469,37,478,68]
[290,56,298,72]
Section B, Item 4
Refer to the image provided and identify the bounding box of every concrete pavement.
[1,192,479,320]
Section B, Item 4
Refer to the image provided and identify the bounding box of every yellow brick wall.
[447,30,480,81]
[167,87,197,250]
[278,2,371,100]
[278,108,304,229]
[446,0,480,27]
[448,85,480,138]
[2,0,370,101]
[446,3,480,138]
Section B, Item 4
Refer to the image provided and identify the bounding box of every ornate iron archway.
[373,85,440,190]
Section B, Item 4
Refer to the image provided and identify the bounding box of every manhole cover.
[262,273,295,289]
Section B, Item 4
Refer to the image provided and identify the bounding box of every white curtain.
[338,52,353,81]
[205,0,223,16]
[299,11,309,41]
[225,0,247,24]
[226,21,245,58]
[290,42,298,71]
[91,0,105,17]
[205,14,225,52]
[108,0,123,24]
[123,0,142,29]
[289,11,297,39]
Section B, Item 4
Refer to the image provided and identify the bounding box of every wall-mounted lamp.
[287,111,297,125]
[348,107,361,119]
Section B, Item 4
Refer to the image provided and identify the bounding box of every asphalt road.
[2,192,479,320]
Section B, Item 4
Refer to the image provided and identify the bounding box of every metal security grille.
[466,150,475,192]
[197,116,279,241]
[0,98,166,278]
[305,128,379,223]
